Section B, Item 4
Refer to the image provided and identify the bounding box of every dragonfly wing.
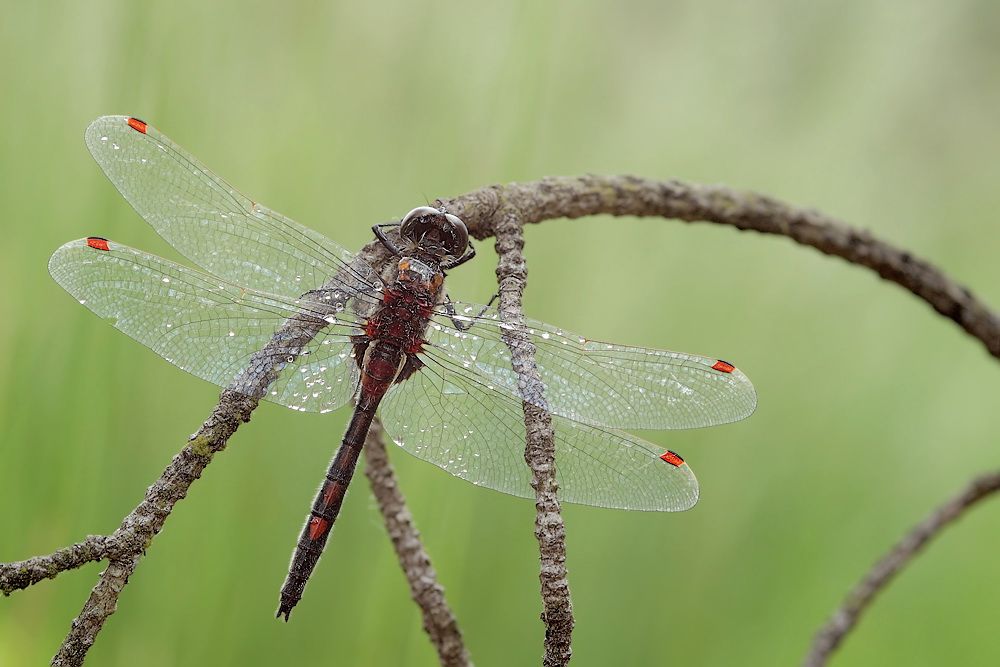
[378,349,699,511]
[49,238,363,413]
[427,303,757,431]
[84,116,381,300]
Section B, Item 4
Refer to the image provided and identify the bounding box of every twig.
[490,205,574,666]
[364,418,472,667]
[802,471,1000,666]
[1,537,111,593]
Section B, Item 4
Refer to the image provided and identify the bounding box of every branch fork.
[5,175,999,666]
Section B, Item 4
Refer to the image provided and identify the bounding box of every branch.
[2,232,459,665]
[802,470,1000,666]
[434,175,1000,663]
[438,175,1000,360]
[10,174,998,666]
[364,419,472,667]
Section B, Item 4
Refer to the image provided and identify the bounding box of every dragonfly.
[48,116,757,620]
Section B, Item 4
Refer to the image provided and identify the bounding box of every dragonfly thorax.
[395,257,443,293]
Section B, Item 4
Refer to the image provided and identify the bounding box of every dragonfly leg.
[373,223,403,256]
[441,240,476,270]
[440,293,498,332]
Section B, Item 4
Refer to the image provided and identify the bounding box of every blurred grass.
[2,0,999,665]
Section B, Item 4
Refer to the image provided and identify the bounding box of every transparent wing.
[426,303,757,430]
[378,350,699,511]
[48,238,366,413]
[84,116,378,298]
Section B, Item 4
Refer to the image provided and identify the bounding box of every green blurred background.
[2,1,998,665]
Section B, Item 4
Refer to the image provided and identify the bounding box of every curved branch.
[434,175,1000,663]
[438,175,1000,360]
[802,470,1000,666]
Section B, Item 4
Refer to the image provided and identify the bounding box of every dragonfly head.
[399,206,469,264]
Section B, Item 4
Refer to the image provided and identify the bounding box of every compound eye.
[442,213,469,256]
[400,206,439,228]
